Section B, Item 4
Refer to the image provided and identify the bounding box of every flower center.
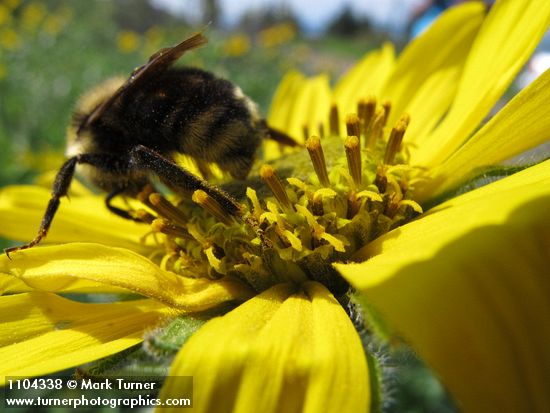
[136,98,423,297]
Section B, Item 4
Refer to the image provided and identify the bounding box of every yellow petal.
[269,73,331,144]
[337,163,550,412]
[333,42,395,117]
[158,282,368,413]
[343,159,550,281]
[288,74,331,141]
[419,68,550,201]
[0,185,154,254]
[380,2,484,130]
[265,71,323,160]
[1,243,254,312]
[414,0,550,167]
[267,70,305,134]
[0,292,169,383]
[403,64,462,147]
[0,273,32,294]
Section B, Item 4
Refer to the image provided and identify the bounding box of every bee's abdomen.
[124,68,262,179]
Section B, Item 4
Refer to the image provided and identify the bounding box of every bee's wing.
[127,32,208,87]
[83,33,207,129]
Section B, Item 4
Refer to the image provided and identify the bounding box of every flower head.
[1,1,550,412]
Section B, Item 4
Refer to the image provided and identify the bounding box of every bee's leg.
[129,145,242,218]
[261,120,302,147]
[4,157,79,257]
[105,188,144,222]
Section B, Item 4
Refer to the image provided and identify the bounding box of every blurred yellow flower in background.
[0,4,11,26]
[117,30,140,54]
[223,33,251,57]
[0,28,21,50]
[21,2,46,32]
[258,22,296,49]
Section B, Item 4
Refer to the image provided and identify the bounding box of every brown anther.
[346,113,361,139]
[151,218,193,240]
[302,124,310,143]
[135,209,155,224]
[149,192,189,228]
[358,97,376,122]
[305,136,330,187]
[192,190,236,226]
[137,184,155,207]
[366,107,385,149]
[384,194,400,218]
[344,136,362,187]
[382,101,392,126]
[375,165,388,193]
[312,192,324,216]
[399,113,411,128]
[318,122,325,139]
[383,118,408,165]
[329,104,340,136]
[347,191,361,219]
[260,165,294,212]
[359,97,376,137]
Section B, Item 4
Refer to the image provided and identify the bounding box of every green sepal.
[143,315,208,359]
[424,162,541,209]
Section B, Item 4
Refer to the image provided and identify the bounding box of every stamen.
[399,199,423,214]
[385,193,400,218]
[302,124,310,143]
[375,165,387,193]
[312,191,324,215]
[382,101,392,126]
[151,218,193,240]
[344,136,362,186]
[329,104,340,136]
[347,191,360,218]
[312,188,337,216]
[192,190,236,226]
[383,115,408,165]
[149,192,188,228]
[366,107,385,149]
[359,97,376,137]
[305,136,330,187]
[346,114,361,139]
[318,122,325,139]
[260,165,294,212]
[283,230,303,251]
[358,97,376,122]
[135,209,155,224]
[205,246,223,272]
[137,184,155,208]
[246,187,264,217]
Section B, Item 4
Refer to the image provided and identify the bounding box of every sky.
[151,0,426,35]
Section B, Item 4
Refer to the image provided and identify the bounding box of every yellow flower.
[223,33,251,57]
[0,4,12,26]
[258,23,296,49]
[21,2,46,32]
[1,1,550,412]
[0,28,21,50]
[117,30,140,54]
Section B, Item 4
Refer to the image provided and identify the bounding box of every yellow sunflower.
[1,1,550,412]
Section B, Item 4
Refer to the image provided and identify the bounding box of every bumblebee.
[5,33,297,256]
